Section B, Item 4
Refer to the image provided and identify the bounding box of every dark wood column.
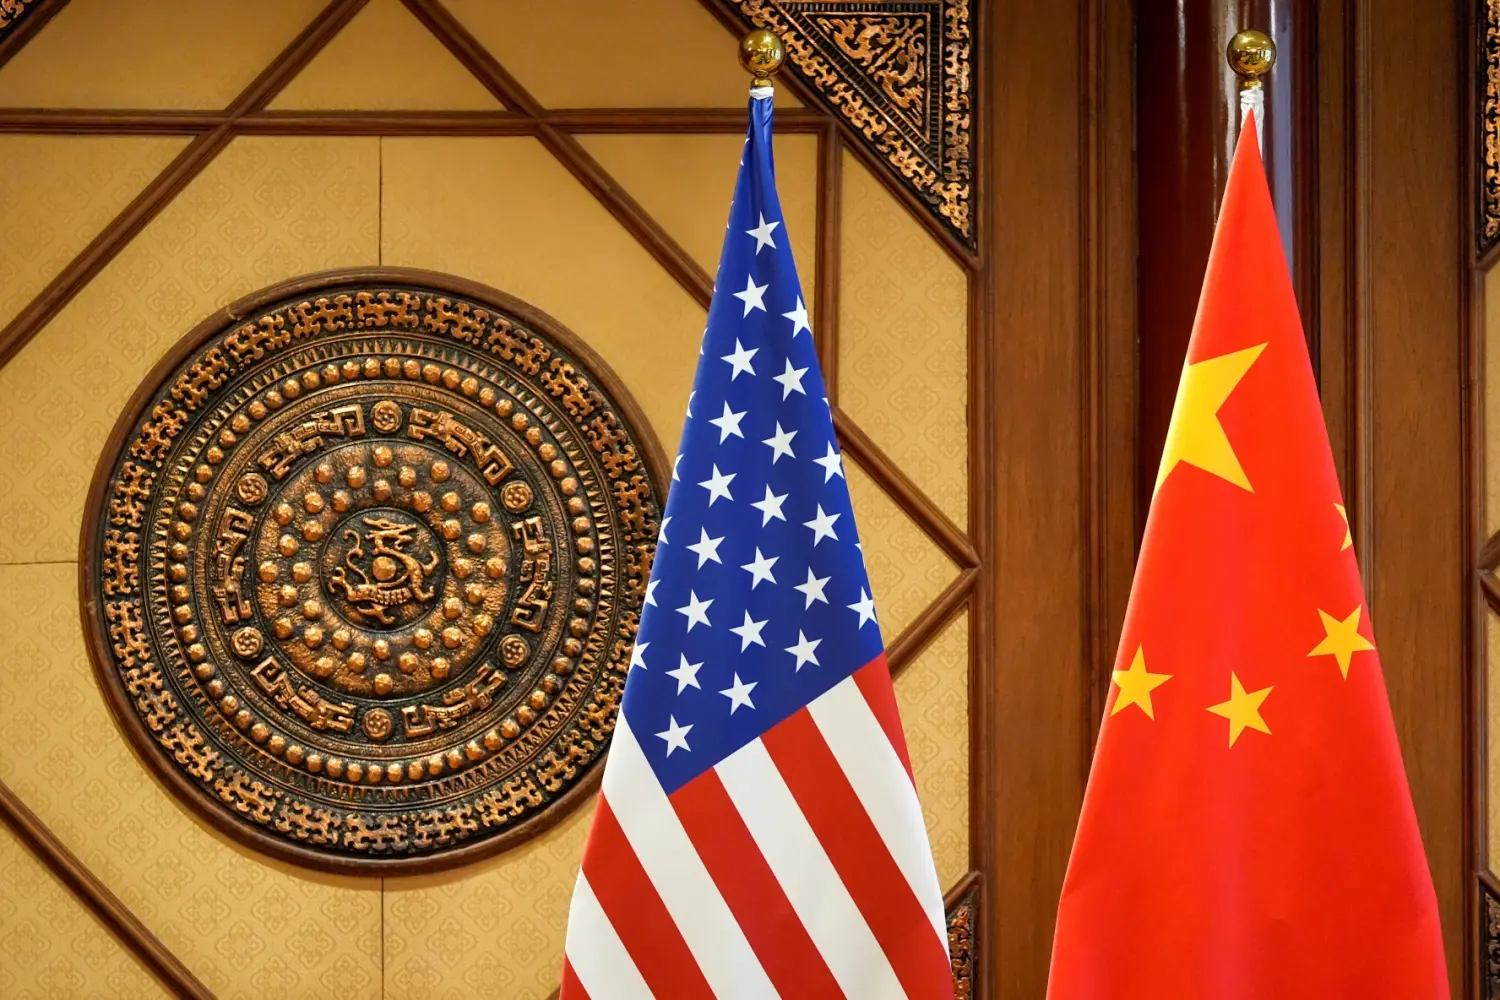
[1135,0,1316,532]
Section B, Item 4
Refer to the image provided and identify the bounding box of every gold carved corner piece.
[1481,0,1500,254]
[946,874,979,997]
[725,0,975,249]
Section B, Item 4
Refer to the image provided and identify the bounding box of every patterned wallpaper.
[0,2,973,992]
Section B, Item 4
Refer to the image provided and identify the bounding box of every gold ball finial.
[1227,29,1276,88]
[739,29,785,88]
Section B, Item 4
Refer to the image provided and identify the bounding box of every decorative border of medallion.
[945,870,980,998]
[710,0,975,249]
[79,268,667,874]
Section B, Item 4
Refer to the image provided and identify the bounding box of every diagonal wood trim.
[888,568,975,677]
[833,407,980,569]
[401,0,716,311]
[815,121,843,403]
[0,0,369,371]
[0,0,68,73]
[0,778,215,999]
[0,127,233,369]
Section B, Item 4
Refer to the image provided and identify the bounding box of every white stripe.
[563,872,654,1000]
[809,676,950,946]
[601,716,779,999]
[715,737,906,999]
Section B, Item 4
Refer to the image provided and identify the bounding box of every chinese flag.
[1046,116,1448,998]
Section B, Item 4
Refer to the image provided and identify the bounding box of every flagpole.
[738,28,786,94]
[1227,29,1276,152]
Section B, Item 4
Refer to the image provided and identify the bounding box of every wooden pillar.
[1135,0,1316,532]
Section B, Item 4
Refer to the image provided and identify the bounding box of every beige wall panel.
[0,136,190,330]
[1489,610,1500,869]
[578,133,819,300]
[0,136,379,564]
[270,0,503,110]
[846,457,958,641]
[0,0,322,108]
[893,610,970,891]
[383,801,595,999]
[839,153,969,529]
[0,823,168,1000]
[380,137,705,456]
[0,565,382,998]
[445,0,800,108]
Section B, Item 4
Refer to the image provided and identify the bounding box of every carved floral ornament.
[81,270,666,873]
[1482,0,1500,253]
[724,0,975,248]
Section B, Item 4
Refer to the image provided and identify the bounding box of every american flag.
[558,90,954,1000]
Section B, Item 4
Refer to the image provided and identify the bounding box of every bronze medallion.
[81,269,664,873]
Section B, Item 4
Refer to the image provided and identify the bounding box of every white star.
[686,527,725,568]
[720,673,757,713]
[720,338,758,380]
[813,443,845,482]
[762,422,797,463]
[785,630,822,671]
[751,485,788,525]
[729,611,768,651]
[733,274,769,316]
[741,547,778,588]
[783,296,811,336]
[665,653,704,693]
[794,566,830,608]
[773,358,809,399]
[708,401,747,443]
[745,213,780,253]
[676,590,713,631]
[848,588,878,628]
[629,640,649,669]
[656,715,692,755]
[685,390,696,418]
[659,516,671,544]
[644,579,659,606]
[672,453,682,481]
[698,464,735,505]
[803,504,841,546]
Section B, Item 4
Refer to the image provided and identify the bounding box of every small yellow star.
[1333,503,1353,551]
[1110,646,1172,719]
[1206,672,1273,747]
[1155,342,1268,495]
[1308,606,1376,679]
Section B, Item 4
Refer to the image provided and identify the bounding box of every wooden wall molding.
[0,778,215,999]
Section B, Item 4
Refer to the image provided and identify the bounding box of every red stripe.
[580,795,716,1000]
[763,710,954,1000]
[671,767,847,1000]
[853,653,915,779]
[558,958,591,1000]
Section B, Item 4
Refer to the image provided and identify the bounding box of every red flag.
[1047,116,1448,998]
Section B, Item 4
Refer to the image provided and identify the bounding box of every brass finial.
[739,29,785,88]
[1227,29,1276,91]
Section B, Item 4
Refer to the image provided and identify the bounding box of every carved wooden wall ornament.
[945,873,980,999]
[80,269,665,873]
[714,0,975,249]
[1482,0,1500,253]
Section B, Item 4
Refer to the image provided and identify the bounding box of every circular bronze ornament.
[81,269,664,873]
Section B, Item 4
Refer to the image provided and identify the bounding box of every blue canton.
[620,94,885,794]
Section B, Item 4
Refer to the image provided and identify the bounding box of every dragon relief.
[327,516,442,626]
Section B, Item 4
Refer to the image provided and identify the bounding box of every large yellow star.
[1110,646,1172,719]
[1206,672,1273,747]
[1154,343,1268,495]
[1333,503,1353,551]
[1308,605,1376,679]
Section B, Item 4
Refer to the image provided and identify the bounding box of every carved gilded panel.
[80,270,665,873]
[1483,0,1500,253]
[718,0,975,247]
